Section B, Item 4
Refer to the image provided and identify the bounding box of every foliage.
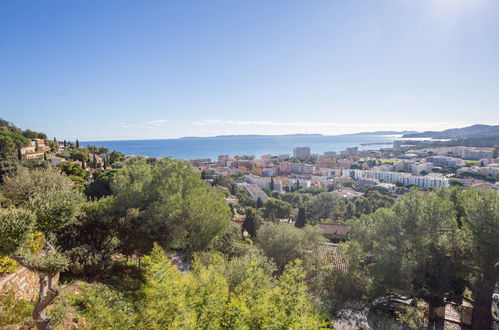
[0,290,33,327]
[139,244,322,329]
[85,169,117,199]
[211,224,248,259]
[308,192,346,221]
[256,223,326,273]
[109,151,125,164]
[0,135,17,159]
[262,198,292,220]
[1,166,73,204]
[59,162,87,180]
[57,197,119,277]
[459,170,496,183]
[242,207,262,238]
[0,208,36,256]
[348,190,465,308]
[111,158,232,254]
[0,255,18,274]
[69,282,136,329]
[295,207,307,228]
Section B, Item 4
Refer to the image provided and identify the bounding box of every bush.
[0,256,18,275]
[0,290,33,326]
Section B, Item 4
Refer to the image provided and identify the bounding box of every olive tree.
[1,168,84,330]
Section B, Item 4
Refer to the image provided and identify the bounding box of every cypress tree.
[242,207,261,238]
[92,154,97,168]
[256,197,263,209]
[76,139,80,149]
[270,176,275,191]
[17,148,22,161]
[295,207,307,228]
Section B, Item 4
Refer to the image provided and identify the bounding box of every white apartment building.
[452,147,494,160]
[290,178,311,190]
[291,162,314,174]
[243,174,283,191]
[342,169,449,188]
[262,167,276,177]
[293,147,311,160]
[410,162,433,176]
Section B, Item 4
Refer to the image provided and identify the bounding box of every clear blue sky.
[1,0,499,140]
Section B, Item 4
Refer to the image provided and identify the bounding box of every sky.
[1,0,499,140]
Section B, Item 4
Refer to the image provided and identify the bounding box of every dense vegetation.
[0,120,498,329]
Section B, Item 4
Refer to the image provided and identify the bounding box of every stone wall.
[0,266,39,302]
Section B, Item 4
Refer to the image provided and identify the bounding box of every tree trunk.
[33,273,59,330]
[471,270,496,330]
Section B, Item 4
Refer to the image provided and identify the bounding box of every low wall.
[0,266,39,302]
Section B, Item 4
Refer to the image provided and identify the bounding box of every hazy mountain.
[402,124,499,139]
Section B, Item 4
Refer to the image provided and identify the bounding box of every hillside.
[402,124,499,139]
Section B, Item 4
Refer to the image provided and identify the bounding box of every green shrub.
[0,290,33,326]
[0,256,18,275]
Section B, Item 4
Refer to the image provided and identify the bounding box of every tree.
[346,190,467,324]
[85,170,117,199]
[270,176,275,191]
[256,196,263,209]
[242,207,262,238]
[111,158,232,254]
[263,198,292,221]
[59,162,87,180]
[109,151,125,164]
[256,223,326,273]
[0,135,16,159]
[75,139,80,149]
[308,192,346,221]
[295,207,307,228]
[456,189,499,329]
[0,167,84,329]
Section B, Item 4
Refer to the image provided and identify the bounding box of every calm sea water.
[82,134,399,160]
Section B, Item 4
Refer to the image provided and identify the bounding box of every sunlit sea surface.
[82,134,400,160]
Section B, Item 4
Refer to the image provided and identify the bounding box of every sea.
[81,134,400,160]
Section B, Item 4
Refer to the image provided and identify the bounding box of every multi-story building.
[262,166,276,177]
[237,182,268,202]
[342,169,449,188]
[278,161,292,174]
[452,147,494,160]
[293,147,311,160]
[278,154,290,161]
[410,162,433,176]
[243,174,283,191]
[323,151,337,159]
[291,162,314,174]
[289,178,311,190]
[218,155,230,166]
[426,156,465,167]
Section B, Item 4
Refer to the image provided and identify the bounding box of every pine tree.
[270,176,275,191]
[295,207,307,228]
